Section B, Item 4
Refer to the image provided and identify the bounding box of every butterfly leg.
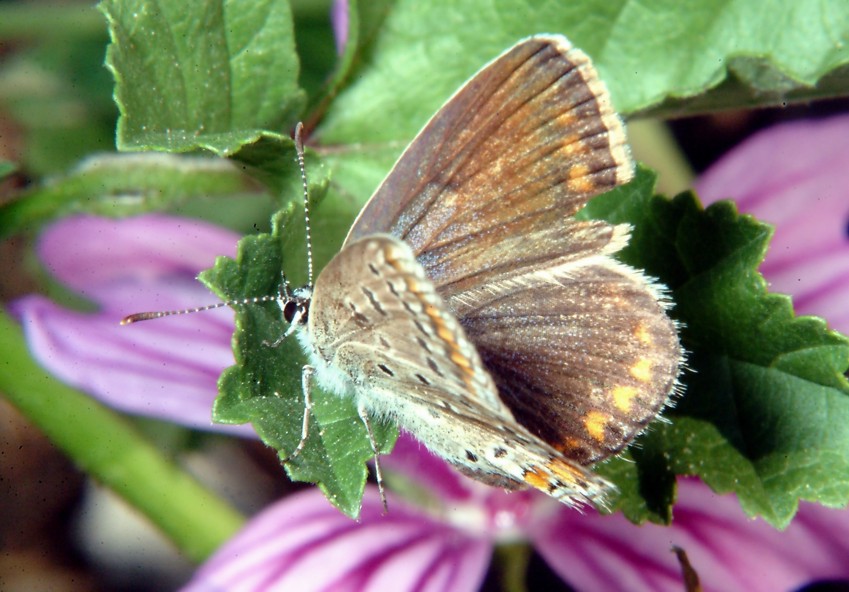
[264,316,300,348]
[281,364,314,463]
[264,333,286,348]
[357,402,387,513]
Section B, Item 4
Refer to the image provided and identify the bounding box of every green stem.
[494,542,532,592]
[0,310,245,563]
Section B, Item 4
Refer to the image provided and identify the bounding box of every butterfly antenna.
[120,295,281,325]
[123,127,313,328]
[294,123,315,288]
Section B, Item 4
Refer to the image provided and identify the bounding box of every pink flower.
[182,436,849,592]
[10,214,253,435]
[696,113,849,334]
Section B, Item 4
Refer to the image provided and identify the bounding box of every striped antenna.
[121,123,314,326]
[294,123,315,287]
[120,295,282,325]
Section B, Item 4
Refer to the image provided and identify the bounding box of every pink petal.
[38,214,238,299]
[531,478,849,592]
[331,0,349,55]
[383,434,476,503]
[182,488,491,592]
[10,214,253,435]
[696,114,849,333]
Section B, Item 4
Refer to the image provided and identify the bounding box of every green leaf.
[585,168,849,528]
[100,0,305,155]
[322,0,849,147]
[0,152,270,240]
[200,142,397,518]
[203,217,400,519]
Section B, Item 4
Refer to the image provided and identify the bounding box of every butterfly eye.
[282,301,299,324]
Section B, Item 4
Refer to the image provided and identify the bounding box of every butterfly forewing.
[346,35,632,256]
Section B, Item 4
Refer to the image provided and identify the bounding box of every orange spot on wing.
[584,411,608,442]
[566,163,597,193]
[630,358,653,383]
[546,458,585,482]
[557,112,578,127]
[523,465,550,490]
[524,459,587,495]
[556,436,583,454]
[450,351,473,370]
[437,325,456,343]
[569,163,590,178]
[612,385,638,413]
[558,133,583,156]
[635,323,653,345]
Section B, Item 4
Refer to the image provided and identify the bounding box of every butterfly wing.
[307,235,611,505]
[453,252,682,465]
[342,35,682,464]
[345,33,633,278]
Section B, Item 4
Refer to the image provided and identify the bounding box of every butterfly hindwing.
[454,253,682,465]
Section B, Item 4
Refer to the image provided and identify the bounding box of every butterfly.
[281,34,682,508]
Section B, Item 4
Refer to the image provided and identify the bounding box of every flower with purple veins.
[10,214,253,436]
[181,436,849,592]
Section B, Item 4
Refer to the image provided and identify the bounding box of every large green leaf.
[100,0,305,154]
[323,0,849,143]
[584,169,849,527]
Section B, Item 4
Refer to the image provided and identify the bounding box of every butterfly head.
[279,285,312,331]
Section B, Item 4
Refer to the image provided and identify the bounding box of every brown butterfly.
[290,35,681,507]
